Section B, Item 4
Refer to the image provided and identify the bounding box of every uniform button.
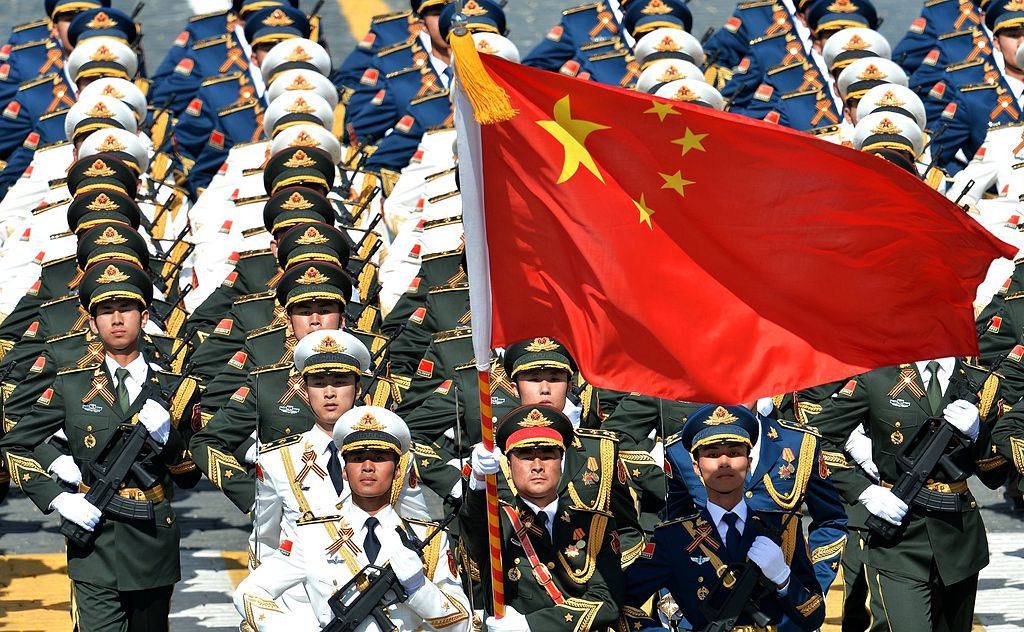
[165,517,173,525]
[284,427,291,433]
[745,491,753,498]
[546,562,555,569]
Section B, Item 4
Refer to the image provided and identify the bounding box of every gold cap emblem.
[282,149,316,168]
[94,226,127,245]
[857,64,887,81]
[100,84,125,99]
[290,130,320,148]
[86,193,120,212]
[353,412,386,431]
[281,191,314,210]
[295,266,330,285]
[284,45,312,62]
[705,406,739,425]
[871,117,902,135]
[876,90,905,108]
[86,12,118,29]
[86,102,113,118]
[97,134,127,152]
[295,226,328,245]
[96,263,129,284]
[826,0,858,12]
[520,408,553,427]
[89,45,117,62]
[674,85,699,102]
[313,335,346,354]
[654,36,681,52]
[285,96,315,114]
[842,34,869,51]
[462,0,488,16]
[524,337,559,353]
[642,0,674,15]
[262,8,295,26]
[476,39,498,55]
[657,65,684,82]
[286,75,314,91]
[83,159,115,177]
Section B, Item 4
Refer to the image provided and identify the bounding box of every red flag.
[456,55,1015,403]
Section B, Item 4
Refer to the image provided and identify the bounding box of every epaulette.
[238,247,272,259]
[425,167,458,182]
[11,38,51,52]
[241,226,267,238]
[219,99,259,116]
[411,442,442,459]
[589,49,628,62]
[372,10,412,23]
[944,57,984,72]
[235,194,269,206]
[193,33,233,49]
[433,327,473,343]
[937,28,976,41]
[959,82,997,92]
[46,329,87,343]
[781,88,820,100]
[453,360,479,371]
[57,364,99,375]
[563,2,602,15]
[32,198,71,215]
[654,513,700,529]
[767,60,803,76]
[738,0,775,8]
[258,433,302,453]
[664,431,684,446]
[12,18,49,32]
[749,29,790,45]
[924,0,954,6]
[427,281,468,294]
[1005,291,1024,300]
[18,72,59,91]
[576,427,620,442]
[410,89,449,106]
[298,512,344,525]
[378,40,416,56]
[422,247,463,261]
[190,9,229,21]
[385,65,420,80]
[253,361,293,374]
[38,141,68,154]
[247,323,287,339]
[39,108,69,121]
[201,71,245,87]
[242,167,263,177]
[402,516,441,527]
[41,253,75,268]
[40,293,77,308]
[422,215,461,229]
[580,38,621,53]
[775,418,820,436]
[233,290,276,304]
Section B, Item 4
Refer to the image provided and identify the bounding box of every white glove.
[858,484,908,525]
[845,424,878,481]
[756,397,775,417]
[942,399,980,442]
[470,443,501,479]
[389,539,426,594]
[486,606,531,632]
[139,399,171,445]
[748,536,791,588]
[243,441,258,466]
[50,492,101,531]
[47,454,83,486]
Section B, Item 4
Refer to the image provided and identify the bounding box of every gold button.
[165,517,172,525]
[745,491,753,498]
[546,562,555,569]
[86,425,92,431]
[284,427,291,433]
[514,558,521,565]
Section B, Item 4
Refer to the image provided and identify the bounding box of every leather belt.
[79,482,165,503]
[880,479,968,494]
[881,479,971,512]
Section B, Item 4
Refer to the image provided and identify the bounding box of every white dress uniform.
[235,502,471,632]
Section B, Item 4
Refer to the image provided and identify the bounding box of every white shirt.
[706,499,748,544]
[418,30,452,89]
[914,357,955,396]
[1007,74,1024,109]
[234,24,266,97]
[105,353,148,406]
[521,497,558,540]
[607,0,634,48]
[349,502,396,561]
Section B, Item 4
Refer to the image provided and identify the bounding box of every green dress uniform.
[813,360,1005,632]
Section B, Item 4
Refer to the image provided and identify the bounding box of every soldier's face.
[421,10,449,54]
[514,368,570,409]
[306,372,359,426]
[288,300,343,339]
[693,443,751,495]
[89,299,148,352]
[51,15,75,53]
[508,446,563,504]
[251,43,274,68]
[343,450,399,500]
[995,28,1024,71]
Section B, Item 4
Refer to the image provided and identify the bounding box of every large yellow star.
[644,101,679,122]
[671,128,708,157]
[660,171,695,197]
[536,95,610,184]
[632,193,655,229]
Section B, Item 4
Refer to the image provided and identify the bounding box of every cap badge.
[313,335,345,354]
[642,0,674,15]
[525,337,559,352]
[353,413,386,431]
[520,408,553,427]
[96,264,129,283]
[95,226,127,245]
[83,159,115,177]
[262,9,295,27]
[281,191,314,210]
[97,134,127,152]
[283,149,316,168]
[705,406,739,426]
[86,193,120,211]
[86,12,118,29]
[296,266,330,285]
[295,226,328,245]
[89,45,117,62]
[285,46,312,62]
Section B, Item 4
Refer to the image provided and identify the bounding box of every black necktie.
[722,512,743,564]
[364,517,381,563]
[326,443,344,496]
[925,360,944,415]
[115,367,131,412]
[535,511,550,545]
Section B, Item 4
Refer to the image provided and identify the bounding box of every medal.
[565,545,579,558]
[508,567,521,581]
[778,463,795,480]
[84,434,96,449]
[891,431,903,445]
[697,587,710,601]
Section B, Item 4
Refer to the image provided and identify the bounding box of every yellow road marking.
[0,554,72,631]
[337,0,392,39]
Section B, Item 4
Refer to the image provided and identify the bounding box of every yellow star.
[644,101,679,122]
[536,95,610,184]
[632,194,655,230]
[224,469,234,478]
[632,468,641,477]
[564,613,574,622]
[660,171,695,197]
[671,128,708,157]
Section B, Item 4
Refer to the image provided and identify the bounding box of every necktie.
[534,511,551,544]
[925,360,944,415]
[722,512,743,564]
[326,443,344,496]
[442,66,454,86]
[115,367,131,412]
[364,517,381,563]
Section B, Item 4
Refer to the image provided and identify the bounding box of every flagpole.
[449,17,510,618]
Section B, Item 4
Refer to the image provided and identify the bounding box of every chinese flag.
[456,54,1015,403]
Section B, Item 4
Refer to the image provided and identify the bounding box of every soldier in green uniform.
[812,358,1006,632]
[0,258,201,631]
[462,403,624,631]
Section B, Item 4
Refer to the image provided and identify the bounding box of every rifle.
[59,389,165,547]
[131,2,145,20]
[322,507,459,632]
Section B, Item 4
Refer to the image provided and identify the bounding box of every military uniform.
[522,1,627,72]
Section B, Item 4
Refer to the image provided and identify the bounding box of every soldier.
[813,358,1005,632]
[621,404,826,632]
[235,404,469,630]
[0,258,200,631]
[464,404,624,631]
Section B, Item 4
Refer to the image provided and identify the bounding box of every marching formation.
[0,0,1022,631]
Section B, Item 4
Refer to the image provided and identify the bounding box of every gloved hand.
[470,443,501,480]
[845,423,878,481]
[389,536,426,594]
[486,606,531,632]
[50,492,101,531]
[748,536,791,588]
[858,484,908,525]
[139,399,171,445]
[243,441,258,466]
[943,399,980,442]
[47,454,83,486]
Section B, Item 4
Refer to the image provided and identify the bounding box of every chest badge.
[82,403,102,413]
[84,434,96,449]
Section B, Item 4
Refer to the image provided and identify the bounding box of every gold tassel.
[449,29,518,124]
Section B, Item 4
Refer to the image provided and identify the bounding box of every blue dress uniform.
[0,73,74,161]
[571,39,641,88]
[664,411,848,597]
[345,39,434,144]
[150,31,253,117]
[522,1,626,72]
[703,0,796,72]
[334,8,418,99]
[623,405,826,632]
[171,71,260,167]
[893,0,986,76]
[0,37,67,113]
[148,8,238,96]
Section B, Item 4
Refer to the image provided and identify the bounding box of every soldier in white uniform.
[234,402,471,631]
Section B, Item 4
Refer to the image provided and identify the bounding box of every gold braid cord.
[761,433,816,510]
[559,598,605,632]
[557,514,608,584]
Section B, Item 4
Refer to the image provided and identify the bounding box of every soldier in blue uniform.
[622,404,826,632]
[893,0,986,76]
[522,0,631,72]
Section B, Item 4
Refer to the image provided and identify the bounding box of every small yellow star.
[634,623,643,630]
[537,95,610,184]
[422,458,430,467]
[632,468,641,477]
[224,470,234,478]
[22,473,30,482]
[564,613,574,622]
[644,101,679,122]
[671,128,708,157]
[632,194,655,230]
[660,171,695,197]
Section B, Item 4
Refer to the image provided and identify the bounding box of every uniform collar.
[104,352,148,385]
[706,499,748,531]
